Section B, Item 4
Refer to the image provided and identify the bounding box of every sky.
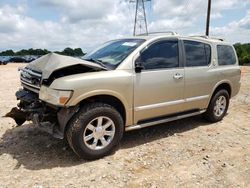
[0,0,250,52]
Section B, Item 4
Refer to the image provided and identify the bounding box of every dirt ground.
[0,64,249,188]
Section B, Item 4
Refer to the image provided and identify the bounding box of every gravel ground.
[0,64,249,188]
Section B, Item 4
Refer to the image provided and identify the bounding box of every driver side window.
[140,40,179,70]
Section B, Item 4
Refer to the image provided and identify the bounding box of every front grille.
[20,67,42,93]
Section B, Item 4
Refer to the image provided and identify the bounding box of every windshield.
[83,39,145,70]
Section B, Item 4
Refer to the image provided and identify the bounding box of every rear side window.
[184,40,211,67]
[217,45,236,65]
[140,40,179,70]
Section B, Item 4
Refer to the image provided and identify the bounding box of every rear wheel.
[66,102,124,160]
[204,89,229,122]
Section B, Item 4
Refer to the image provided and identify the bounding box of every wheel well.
[79,95,126,124]
[213,83,232,98]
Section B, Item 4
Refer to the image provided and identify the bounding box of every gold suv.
[8,32,241,159]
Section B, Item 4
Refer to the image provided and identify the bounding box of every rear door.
[133,39,185,123]
[182,40,217,111]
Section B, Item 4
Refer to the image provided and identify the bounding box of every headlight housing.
[39,86,73,106]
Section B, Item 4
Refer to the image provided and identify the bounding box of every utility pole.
[206,0,211,36]
[130,0,151,36]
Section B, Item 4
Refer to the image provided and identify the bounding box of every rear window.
[184,40,211,67]
[217,45,236,65]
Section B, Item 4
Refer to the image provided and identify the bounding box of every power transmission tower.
[130,0,151,36]
[206,0,212,36]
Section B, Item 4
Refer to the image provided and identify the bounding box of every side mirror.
[135,57,144,73]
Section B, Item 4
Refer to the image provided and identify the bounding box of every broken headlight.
[39,86,73,106]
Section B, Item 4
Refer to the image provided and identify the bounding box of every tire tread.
[66,102,124,159]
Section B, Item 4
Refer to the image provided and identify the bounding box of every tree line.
[0,47,85,57]
[234,43,250,65]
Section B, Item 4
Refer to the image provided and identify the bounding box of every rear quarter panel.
[207,43,241,106]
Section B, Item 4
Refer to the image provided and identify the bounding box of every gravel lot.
[0,64,249,187]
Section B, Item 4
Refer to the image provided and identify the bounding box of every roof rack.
[137,31,179,36]
[190,35,225,41]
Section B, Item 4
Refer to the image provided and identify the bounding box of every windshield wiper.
[84,58,109,70]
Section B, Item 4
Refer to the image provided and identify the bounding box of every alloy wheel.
[213,96,227,117]
[83,116,115,150]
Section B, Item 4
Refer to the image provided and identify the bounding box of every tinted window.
[217,45,236,65]
[140,40,179,70]
[184,40,211,67]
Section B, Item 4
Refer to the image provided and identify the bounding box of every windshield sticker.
[122,42,138,47]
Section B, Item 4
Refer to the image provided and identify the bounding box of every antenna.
[130,0,151,36]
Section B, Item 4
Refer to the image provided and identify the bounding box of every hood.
[27,53,104,79]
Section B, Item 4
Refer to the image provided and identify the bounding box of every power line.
[130,0,151,36]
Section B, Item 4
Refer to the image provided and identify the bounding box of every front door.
[134,39,185,123]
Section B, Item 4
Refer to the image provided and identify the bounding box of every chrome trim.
[20,67,42,92]
[24,68,42,77]
[21,83,39,93]
[125,110,206,131]
[135,95,209,112]
[20,67,42,77]
[135,99,185,112]
[185,95,209,102]
[21,77,35,85]
[21,81,40,89]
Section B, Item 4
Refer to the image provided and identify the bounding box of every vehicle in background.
[0,61,7,65]
[0,55,40,64]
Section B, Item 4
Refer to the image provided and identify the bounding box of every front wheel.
[66,102,124,160]
[204,89,229,123]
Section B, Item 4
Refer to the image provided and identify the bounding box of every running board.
[125,110,206,131]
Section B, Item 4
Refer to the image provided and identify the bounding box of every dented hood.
[27,53,104,79]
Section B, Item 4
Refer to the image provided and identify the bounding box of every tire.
[204,89,229,123]
[66,102,124,160]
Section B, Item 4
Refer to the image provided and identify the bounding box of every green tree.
[0,50,15,56]
[234,43,250,65]
[16,49,29,56]
[74,48,85,56]
[62,47,75,56]
[242,55,250,64]
[55,47,85,56]
[0,47,84,57]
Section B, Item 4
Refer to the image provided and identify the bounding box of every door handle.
[173,73,183,80]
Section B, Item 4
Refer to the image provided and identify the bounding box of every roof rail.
[190,35,225,41]
[137,31,179,36]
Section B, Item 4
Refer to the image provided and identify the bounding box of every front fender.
[68,89,129,109]
[66,90,133,126]
[48,70,134,126]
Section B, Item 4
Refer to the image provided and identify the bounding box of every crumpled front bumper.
[5,89,79,139]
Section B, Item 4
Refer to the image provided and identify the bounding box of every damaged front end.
[5,89,66,139]
[5,53,104,139]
